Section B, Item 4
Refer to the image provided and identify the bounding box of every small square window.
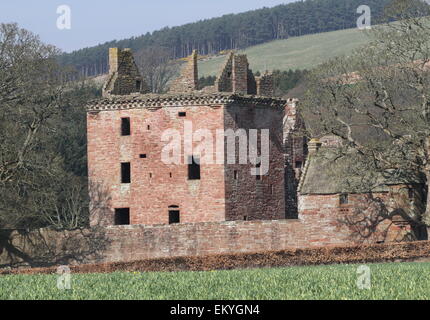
[295,161,302,169]
[340,194,349,205]
[115,208,130,225]
[169,210,180,224]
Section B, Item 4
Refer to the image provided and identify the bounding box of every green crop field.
[198,27,370,76]
[1,262,429,300]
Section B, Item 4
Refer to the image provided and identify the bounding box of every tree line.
[58,0,391,78]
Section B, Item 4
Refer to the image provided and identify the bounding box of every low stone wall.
[0,211,410,268]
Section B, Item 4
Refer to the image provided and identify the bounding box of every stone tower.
[87,48,294,227]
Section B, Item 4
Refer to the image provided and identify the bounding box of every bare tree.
[0,23,86,230]
[134,46,178,93]
[301,0,430,235]
[135,46,178,93]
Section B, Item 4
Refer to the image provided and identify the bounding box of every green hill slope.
[199,27,370,76]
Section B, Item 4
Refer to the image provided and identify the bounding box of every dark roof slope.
[299,148,422,195]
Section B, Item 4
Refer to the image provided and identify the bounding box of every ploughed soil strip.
[1,241,430,275]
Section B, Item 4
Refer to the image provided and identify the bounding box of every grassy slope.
[199,27,370,76]
[1,262,430,300]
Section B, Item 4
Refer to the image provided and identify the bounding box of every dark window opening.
[295,161,302,169]
[139,154,147,159]
[227,72,232,78]
[169,172,172,178]
[340,193,349,205]
[188,156,201,180]
[121,162,131,184]
[115,208,130,225]
[408,189,415,200]
[169,210,180,224]
[178,112,187,117]
[136,80,141,91]
[244,216,248,221]
[256,163,261,181]
[121,118,131,136]
[234,170,238,180]
[149,173,152,178]
[147,125,151,130]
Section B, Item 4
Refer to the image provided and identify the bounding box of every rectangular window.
[234,170,238,180]
[408,189,415,200]
[121,117,131,136]
[115,208,130,225]
[169,210,180,224]
[256,163,261,181]
[178,112,187,117]
[295,161,302,169]
[139,154,147,159]
[136,80,141,91]
[121,162,131,184]
[340,194,349,205]
[188,156,201,180]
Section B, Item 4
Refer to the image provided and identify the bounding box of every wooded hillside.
[58,0,391,78]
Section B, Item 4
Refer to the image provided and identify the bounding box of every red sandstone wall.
[88,101,288,227]
[223,104,285,221]
[299,193,413,244]
[0,214,413,267]
[87,105,226,226]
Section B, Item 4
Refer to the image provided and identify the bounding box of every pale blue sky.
[0,0,297,53]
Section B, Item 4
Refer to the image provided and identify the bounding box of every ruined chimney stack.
[102,48,150,97]
[232,54,249,94]
[256,72,274,96]
[169,50,199,93]
[108,48,120,74]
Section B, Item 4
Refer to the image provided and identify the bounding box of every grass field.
[198,27,370,76]
[1,262,429,300]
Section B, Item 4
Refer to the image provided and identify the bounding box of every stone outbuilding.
[298,138,426,242]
